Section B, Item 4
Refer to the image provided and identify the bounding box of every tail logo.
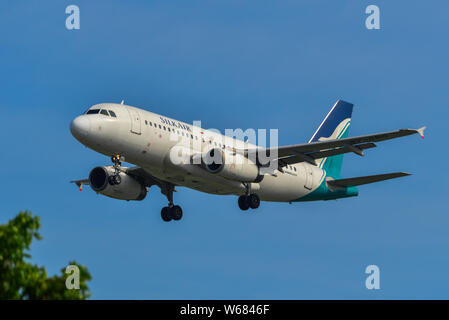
[315,118,351,168]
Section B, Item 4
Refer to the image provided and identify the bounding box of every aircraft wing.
[252,127,426,168]
[125,167,169,187]
[116,167,178,196]
[70,179,90,191]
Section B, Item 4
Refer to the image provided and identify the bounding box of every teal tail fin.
[309,100,354,179]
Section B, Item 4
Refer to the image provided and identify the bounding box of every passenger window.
[168,127,171,132]
[163,126,166,130]
[145,120,148,125]
[109,110,117,117]
[191,134,193,139]
[86,109,100,114]
[294,167,296,172]
[159,125,161,129]
[149,122,152,126]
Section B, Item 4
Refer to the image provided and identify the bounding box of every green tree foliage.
[0,211,91,299]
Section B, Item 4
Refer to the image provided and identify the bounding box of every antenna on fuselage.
[120,100,124,105]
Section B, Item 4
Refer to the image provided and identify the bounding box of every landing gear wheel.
[248,194,260,209]
[171,205,183,221]
[238,195,250,211]
[113,174,121,185]
[108,176,115,185]
[161,183,183,222]
[108,175,121,185]
[161,207,172,222]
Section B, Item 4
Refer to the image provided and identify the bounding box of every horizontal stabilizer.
[327,172,410,188]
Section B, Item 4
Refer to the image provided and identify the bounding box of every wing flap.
[278,142,377,167]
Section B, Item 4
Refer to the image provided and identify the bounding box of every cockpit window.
[109,110,117,117]
[86,109,100,114]
[100,109,109,116]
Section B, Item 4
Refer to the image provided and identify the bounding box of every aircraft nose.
[70,115,91,140]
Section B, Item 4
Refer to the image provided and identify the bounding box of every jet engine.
[88,166,147,201]
[202,148,261,182]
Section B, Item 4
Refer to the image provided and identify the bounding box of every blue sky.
[0,0,447,299]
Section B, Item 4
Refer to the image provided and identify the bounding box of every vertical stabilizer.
[309,100,353,179]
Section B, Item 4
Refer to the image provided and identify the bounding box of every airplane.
[70,99,426,222]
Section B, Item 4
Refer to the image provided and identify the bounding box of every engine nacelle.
[88,166,147,201]
[203,148,261,182]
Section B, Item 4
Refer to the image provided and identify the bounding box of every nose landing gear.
[160,183,183,222]
[109,154,124,185]
[108,174,121,185]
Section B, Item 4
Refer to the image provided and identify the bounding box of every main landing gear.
[238,183,260,211]
[108,154,124,186]
[161,205,183,222]
[160,183,183,222]
[238,194,260,210]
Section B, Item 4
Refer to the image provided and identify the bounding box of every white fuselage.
[71,103,325,202]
